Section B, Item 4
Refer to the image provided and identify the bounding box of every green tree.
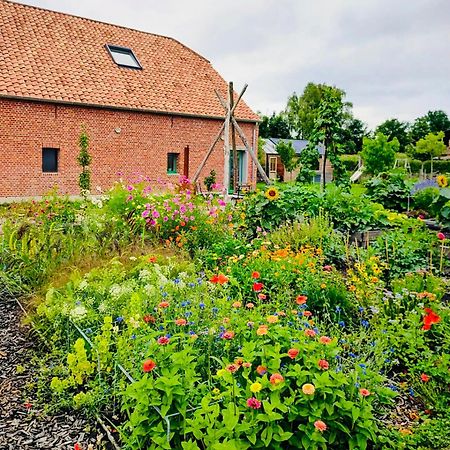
[259,112,291,139]
[77,128,92,197]
[361,133,398,175]
[413,131,446,174]
[307,87,349,189]
[340,117,368,154]
[425,110,450,134]
[286,82,351,139]
[375,118,410,152]
[409,116,431,145]
[276,140,297,178]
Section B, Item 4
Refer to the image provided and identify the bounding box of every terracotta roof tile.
[0,0,259,121]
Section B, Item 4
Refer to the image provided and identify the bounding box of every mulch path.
[0,297,107,450]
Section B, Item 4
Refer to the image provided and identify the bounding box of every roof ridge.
[2,0,210,63]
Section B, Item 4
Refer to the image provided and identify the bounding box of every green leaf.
[222,403,239,431]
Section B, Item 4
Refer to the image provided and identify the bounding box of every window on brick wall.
[42,148,59,173]
[167,153,179,174]
[106,45,142,69]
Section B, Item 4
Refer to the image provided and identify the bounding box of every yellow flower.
[267,315,278,324]
[437,175,448,187]
[212,388,220,395]
[265,186,280,201]
[302,383,316,395]
[250,382,262,393]
[320,283,326,289]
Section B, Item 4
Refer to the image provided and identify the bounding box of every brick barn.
[0,0,259,199]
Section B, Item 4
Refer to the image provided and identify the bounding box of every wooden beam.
[191,84,248,184]
[222,85,231,201]
[215,91,271,185]
[230,82,239,192]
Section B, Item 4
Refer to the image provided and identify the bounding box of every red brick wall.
[0,98,258,198]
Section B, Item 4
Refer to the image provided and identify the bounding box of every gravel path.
[0,298,105,449]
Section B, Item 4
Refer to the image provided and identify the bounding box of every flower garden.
[1,175,449,450]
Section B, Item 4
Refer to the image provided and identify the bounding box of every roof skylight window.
[106,45,142,69]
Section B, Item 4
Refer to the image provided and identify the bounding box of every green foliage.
[375,119,410,153]
[259,112,291,139]
[409,116,431,144]
[341,154,360,172]
[204,170,217,191]
[340,118,368,154]
[364,171,413,212]
[413,131,446,163]
[276,140,297,173]
[77,128,92,195]
[361,133,399,175]
[285,82,351,140]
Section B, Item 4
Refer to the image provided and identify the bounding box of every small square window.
[167,153,179,174]
[42,148,59,173]
[106,44,142,69]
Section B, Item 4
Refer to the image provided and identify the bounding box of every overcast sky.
[15,0,450,129]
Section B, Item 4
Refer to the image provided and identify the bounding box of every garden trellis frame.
[192,82,270,200]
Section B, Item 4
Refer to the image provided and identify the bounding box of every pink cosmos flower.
[157,336,170,345]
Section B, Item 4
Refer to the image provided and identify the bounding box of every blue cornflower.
[185,311,192,318]
[189,330,196,335]
[115,316,124,323]
[358,306,364,313]
[359,363,366,369]
[188,282,195,288]
[173,278,180,284]
[85,328,92,334]
[349,352,357,358]
[338,320,345,328]
[162,292,168,298]
[409,388,415,397]
[219,325,225,331]
[361,320,369,328]
[165,333,171,338]
[199,302,206,309]
[335,306,342,313]
[159,325,165,330]
[131,334,136,340]
[212,307,219,314]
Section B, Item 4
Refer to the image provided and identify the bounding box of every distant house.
[0,0,259,199]
[262,138,332,183]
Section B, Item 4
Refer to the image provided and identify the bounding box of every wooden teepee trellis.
[192,82,270,199]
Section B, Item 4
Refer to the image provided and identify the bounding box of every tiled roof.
[0,0,259,121]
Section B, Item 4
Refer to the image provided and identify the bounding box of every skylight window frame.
[105,44,143,70]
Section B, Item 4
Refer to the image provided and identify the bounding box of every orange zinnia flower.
[302,383,315,395]
[256,365,267,375]
[296,295,308,305]
[158,301,170,308]
[421,373,430,382]
[175,318,187,326]
[270,373,284,385]
[251,271,260,279]
[314,420,327,432]
[142,359,156,372]
[256,325,268,336]
[359,388,370,397]
[318,359,329,370]
[319,336,332,344]
[287,348,299,359]
[422,308,441,330]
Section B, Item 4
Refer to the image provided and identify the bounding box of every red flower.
[148,256,157,263]
[319,336,332,345]
[142,359,156,372]
[287,348,299,359]
[222,330,235,340]
[437,232,446,241]
[226,364,239,373]
[74,444,82,450]
[422,308,441,330]
[143,314,156,323]
[157,336,170,345]
[251,271,260,279]
[359,388,371,397]
[318,359,329,370]
[247,397,262,409]
[175,318,187,326]
[211,273,229,284]
[421,373,430,382]
[296,295,308,305]
[158,301,170,308]
[253,282,264,292]
[303,310,312,317]
[304,329,316,337]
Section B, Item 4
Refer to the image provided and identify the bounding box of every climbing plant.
[77,128,92,197]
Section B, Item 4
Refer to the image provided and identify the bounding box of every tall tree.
[307,87,348,189]
[409,116,431,145]
[259,112,291,139]
[285,82,351,139]
[375,118,410,152]
[340,117,368,154]
[425,110,450,134]
[413,131,446,174]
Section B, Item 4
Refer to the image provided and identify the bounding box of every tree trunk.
[322,149,327,190]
